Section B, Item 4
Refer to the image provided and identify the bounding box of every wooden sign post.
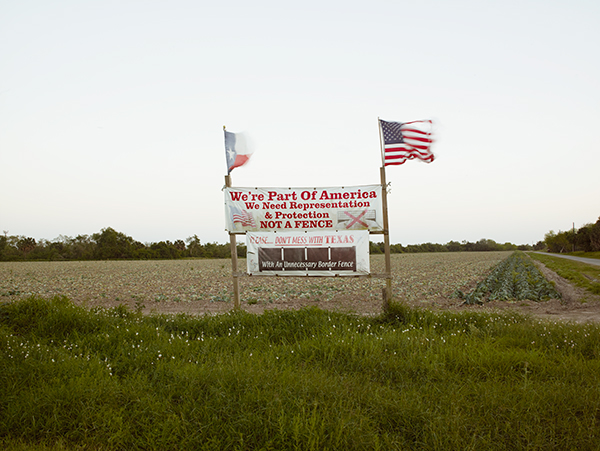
[380,166,393,310]
[225,174,241,310]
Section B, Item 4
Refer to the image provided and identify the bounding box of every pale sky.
[1,0,599,247]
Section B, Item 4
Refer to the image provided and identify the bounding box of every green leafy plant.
[456,252,561,304]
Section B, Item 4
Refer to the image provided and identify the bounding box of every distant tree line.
[0,227,245,261]
[1,227,542,262]
[543,217,600,253]
[5,217,596,261]
[369,238,539,255]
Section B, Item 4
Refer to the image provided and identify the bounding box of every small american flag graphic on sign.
[230,207,256,228]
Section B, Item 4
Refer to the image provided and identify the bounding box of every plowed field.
[2,252,600,322]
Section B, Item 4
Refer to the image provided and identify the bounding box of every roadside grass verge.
[1,296,600,450]
[528,252,600,296]
[566,251,600,260]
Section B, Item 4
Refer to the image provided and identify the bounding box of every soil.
[240,259,600,325]
[89,264,600,325]
[2,254,599,324]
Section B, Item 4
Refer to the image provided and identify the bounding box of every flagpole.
[224,125,230,175]
[378,118,393,310]
[378,117,386,167]
[224,125,241,310]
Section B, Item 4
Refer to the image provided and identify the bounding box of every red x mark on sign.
[344,210,368,228]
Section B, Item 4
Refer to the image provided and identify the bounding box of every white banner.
[246,231,370,276]
[224,185,383,233]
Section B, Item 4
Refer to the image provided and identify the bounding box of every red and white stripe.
[384,120,434,166]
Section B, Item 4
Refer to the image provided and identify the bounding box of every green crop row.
[456,252,561,304]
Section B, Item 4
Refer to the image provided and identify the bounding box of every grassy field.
[567,251,600,260]
[2,252,600,449]
[528,252,600,296]
[2,294,600,450]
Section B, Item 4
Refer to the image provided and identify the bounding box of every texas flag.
[224,130,253,174]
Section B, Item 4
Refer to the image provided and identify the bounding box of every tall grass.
[1,296,600,450]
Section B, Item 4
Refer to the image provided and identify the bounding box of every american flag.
[380,119,434,166]
[230,207,256,228]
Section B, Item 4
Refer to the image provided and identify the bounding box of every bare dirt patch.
[516,260,600,323]
[2,252,599,323]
